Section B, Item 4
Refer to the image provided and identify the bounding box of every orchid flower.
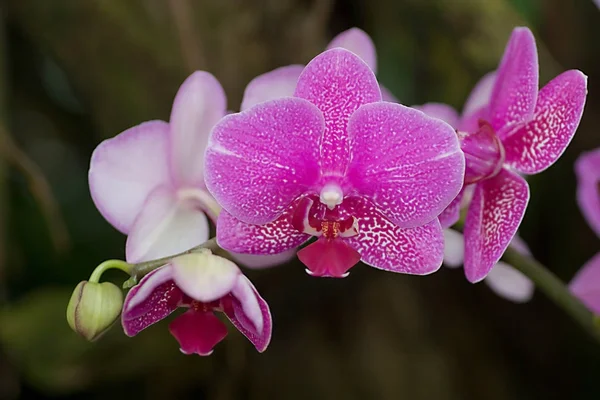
[122,251,271,355]
[88,71,290,267]
[205,48,465,278]
[443,229,534,303]
[240,27,396,112]
[570,149,600,314]
[418,27,587,283]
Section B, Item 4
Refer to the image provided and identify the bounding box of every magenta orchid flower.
[122,251,272,355]
[205,48,465,278]
[570,149,600,314]
[88,71,290,267]
[419,27,587,283]
[240,27,396,112]
[443,229,534,303]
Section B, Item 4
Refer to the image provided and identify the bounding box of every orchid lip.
[305,268,350,278]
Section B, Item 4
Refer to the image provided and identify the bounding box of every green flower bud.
[66,281,123,341]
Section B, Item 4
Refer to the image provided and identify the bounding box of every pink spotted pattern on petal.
[488,27,539,133]
[502,70,588,174]
[575,148,600,237]
[294,48,381,175]
[438,189,464,228]
[217,206,310,255]
[344,198,444,274]
[326,28,378,73]
[463,168,530,283]
[205,98,323,225]
[346,102,464,228]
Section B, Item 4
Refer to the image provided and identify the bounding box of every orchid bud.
[66,281,123,341]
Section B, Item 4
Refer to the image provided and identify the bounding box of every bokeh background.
[0,0,599,399]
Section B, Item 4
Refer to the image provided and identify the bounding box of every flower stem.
[502,246,600,343]
[89,260,132,283]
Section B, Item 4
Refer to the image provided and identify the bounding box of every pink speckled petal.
[443,229,464,268]
[347,102,465,228]
[231,250,296,270]
[122,266,182,337]
[488,27,538,132]
[415,103,460,127]
[326,28,377,73]
[439,189,465,228]
[484,261,534,303]
[169,309,228,356]
[171,252,240,303]
[125,186,209,263]
[217,207,310,255]
[294,48,381,175]
[223,276,272,352]
[240,65,304,111]
[344,198,444,274]
[463,169,530,283]
[502,70,588,174]
[462,71,496,118]
[89,121,170,234]
[205,98,323,224]
[570,252,600,314]
[169,71,227,187]
[575,148,600,236]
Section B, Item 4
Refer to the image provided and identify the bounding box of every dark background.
[0,0,599,399]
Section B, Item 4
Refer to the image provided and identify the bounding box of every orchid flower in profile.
[240,27,396,112]
[419,26,587,283]
[205,48,465,278]
[570,149,600,314]
[122,251,272,355]
[88,71,290,267]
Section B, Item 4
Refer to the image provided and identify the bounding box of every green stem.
[89,260,132,283]
[502,247,600,343]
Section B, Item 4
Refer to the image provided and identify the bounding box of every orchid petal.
[462,71,496,118]
[89,121,170,234]
[205,98,323,224]
[443,229,464,268]
[463,168,530,283]
[168,309,228,356]
[231,250,296,270]
[415,102,460,127]
[125,186,209,263]
[169,71,227,187]
[224,276,272,352]
[569,252,600,314]
[484,261,534,303]
[575,148,600,236]
[438,189,465,228]
[240,65,304,111]
[488,27,538,132]
[171,252,240,303]
[294,48,381,175]
[344,198,444,274]
[121,266,182,336]
[217,207,310,255]
[326,28,377,73]
[347,102,464,228]
[502,70,587,174]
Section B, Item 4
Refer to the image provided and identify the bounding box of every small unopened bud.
[66,281,123,341]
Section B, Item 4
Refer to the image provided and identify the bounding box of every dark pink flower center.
[292,195,361,277]
[461,120,506,185]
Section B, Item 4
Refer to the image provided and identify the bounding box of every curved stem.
[502,247,600,343]
[89,260,132,283]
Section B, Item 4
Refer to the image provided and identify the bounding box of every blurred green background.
[0,0,599,399]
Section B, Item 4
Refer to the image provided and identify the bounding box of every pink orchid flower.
[204,48,465,278]
[240,27,396,112]
[418,27,587,283]
[570,149,600,313]
[443,229,534,303]
[88,71,291,267]
[122,251,272,355]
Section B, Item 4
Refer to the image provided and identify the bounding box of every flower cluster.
[68,26,591,355]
